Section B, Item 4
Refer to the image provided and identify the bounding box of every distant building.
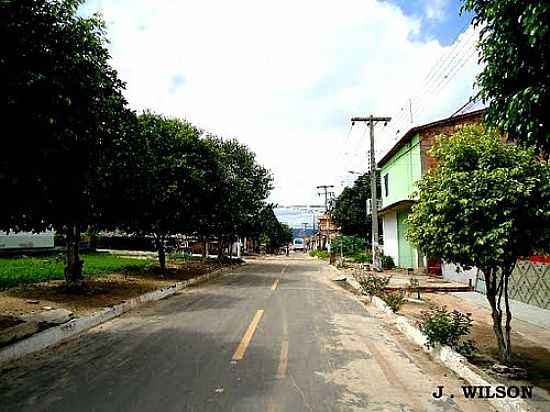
[312,213,339,250]
[0,230,55,251]
[377,109,485,273]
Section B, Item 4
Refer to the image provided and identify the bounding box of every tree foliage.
[204,137,273,254]
[115,112,222,269]
[463,0,550,155]
[332,173,371,237]
[0,0,132,286]
[255,205,293,253]
[407,125,550,364]
[0,0,274,284]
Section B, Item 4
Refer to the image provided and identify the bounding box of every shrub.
[380,255,395,269]
[309,250,329,259]
[356,273,390,297]
[417,306,476,355]
[351,252,372,264]
[382,291,406,312]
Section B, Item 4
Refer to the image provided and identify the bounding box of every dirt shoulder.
[398,292,550,394]
[0,260,231,323]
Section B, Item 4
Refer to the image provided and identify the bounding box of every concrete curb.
[0,264,239,366]
[328,264,536,412]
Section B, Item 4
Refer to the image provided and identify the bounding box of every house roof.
[377,108,486,168]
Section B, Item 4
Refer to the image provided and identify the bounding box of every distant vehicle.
[292,238,305,251]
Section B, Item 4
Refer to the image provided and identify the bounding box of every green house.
[377,110,484,271]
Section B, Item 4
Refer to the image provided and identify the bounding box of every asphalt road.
[0,255,491,412]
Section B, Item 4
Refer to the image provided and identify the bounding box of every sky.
[80,0,481,206]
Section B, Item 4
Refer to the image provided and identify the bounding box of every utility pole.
[302,222,309,252]
[350,115,391,271]
[316,185,334,212]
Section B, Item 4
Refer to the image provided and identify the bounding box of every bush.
[417,306,476,355]
[351,252,372,264]
[356,273,390,297]
[331,235,366,256]
[382,291,406,312]
[380,255,395,269]
[309,250,329,259]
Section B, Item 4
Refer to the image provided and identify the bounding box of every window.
[383,174,389,197]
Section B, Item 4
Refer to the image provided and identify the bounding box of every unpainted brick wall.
[419,114,483,173]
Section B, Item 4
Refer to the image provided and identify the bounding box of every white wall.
[382,211,398,265]
[0,230,55,250]
[442,262,478,286]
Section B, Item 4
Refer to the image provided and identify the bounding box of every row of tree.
[1,0,274,287]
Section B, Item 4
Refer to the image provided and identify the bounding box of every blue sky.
[80,0,481,205]
[385,0,474,45]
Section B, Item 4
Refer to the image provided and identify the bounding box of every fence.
[475,260,550,310]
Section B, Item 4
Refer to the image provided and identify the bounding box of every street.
[0,256,490,412]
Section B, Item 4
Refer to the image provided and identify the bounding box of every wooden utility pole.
[316,185,334,212]
[350,115,391,271]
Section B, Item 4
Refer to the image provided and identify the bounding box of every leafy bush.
[331,235,366,256]
[380,255,395,269]
[417,306,476,355]
[356,273,390,297]
[382,291,406,312]
[351,252,372,264]
[309,250,329,259]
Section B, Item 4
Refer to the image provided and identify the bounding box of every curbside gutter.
[328,264,536,412]
[0,264,240,366]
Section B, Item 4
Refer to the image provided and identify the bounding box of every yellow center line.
[271,279,279,291]
[232,309,264,361]
[276,306,289,379]
[275,339,289,379]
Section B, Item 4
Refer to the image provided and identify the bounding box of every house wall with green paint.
[380,134,422,208]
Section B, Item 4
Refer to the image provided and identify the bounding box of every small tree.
[407,125,550,364]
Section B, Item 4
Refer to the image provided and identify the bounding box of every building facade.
[378,109,485,271]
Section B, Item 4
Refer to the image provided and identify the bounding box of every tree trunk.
[65,224,83,289]
[484,266,513,365]
[155,234,166,271]
[218,236,225,260]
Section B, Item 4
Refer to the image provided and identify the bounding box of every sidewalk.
[452,291,550,330]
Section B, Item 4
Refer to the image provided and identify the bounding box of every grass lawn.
[0,252,154,289]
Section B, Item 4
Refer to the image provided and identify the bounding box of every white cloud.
[424,0,449,23]
[81,0,480,205]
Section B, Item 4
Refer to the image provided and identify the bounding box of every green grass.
[0,252,154,289]
[309,250,329,259]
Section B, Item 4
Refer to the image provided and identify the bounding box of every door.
[397,209,415,269]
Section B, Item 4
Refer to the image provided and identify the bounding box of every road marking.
[232,310,264,361]
[276,340,289,379]
[276,305,289,379]
[281,266,287,274]
[271,279,279,291]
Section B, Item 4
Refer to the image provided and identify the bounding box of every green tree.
[0,0,130,287]
[407,125,550,364]
[119,112,221,270]
[463,0,550,156]
[332,173,372,237]
[254,205,293,253]
[205,137,273,257]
